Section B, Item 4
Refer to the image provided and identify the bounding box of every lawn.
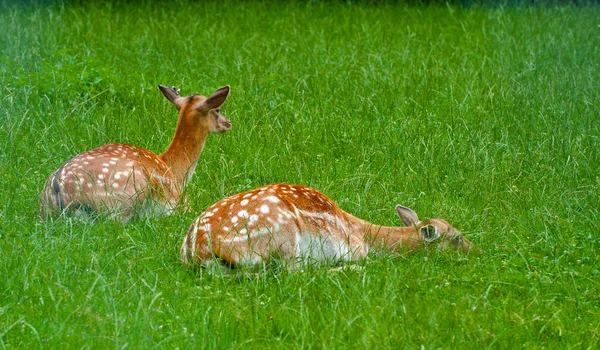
[1,0,599,348]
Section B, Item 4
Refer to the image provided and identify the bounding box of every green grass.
[1,0,599,348]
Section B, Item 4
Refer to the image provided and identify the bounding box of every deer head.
[395,205,474,253]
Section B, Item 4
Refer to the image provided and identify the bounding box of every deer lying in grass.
[181,184,474,269]
[40,84,231,223]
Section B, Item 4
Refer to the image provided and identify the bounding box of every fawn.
[40,84,231,222]
[180,184,474,268]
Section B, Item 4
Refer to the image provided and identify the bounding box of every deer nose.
[217,118,232,132]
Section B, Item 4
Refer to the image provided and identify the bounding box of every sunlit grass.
[1,1,599,348]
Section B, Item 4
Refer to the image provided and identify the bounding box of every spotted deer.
[181,184,474,268]
[40,84,232,222]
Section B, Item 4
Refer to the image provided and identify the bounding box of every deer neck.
[159,114,210,189]
[347,215,422,251]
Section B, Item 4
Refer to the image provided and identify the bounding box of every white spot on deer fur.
[278,208,293,218]
[202,223,211,232]
[266,217,282,229]
[220,201,228,206]
[190,224,199,259]
[231,216,238,223]
[86,156,94,160]
[212,207,219,213]
[114,173,121,180]
[249,214,259,223]
[290,187,297,191]
[102,168,109,173]
[109,161,117,165]
[102,163,109,167]
[96,180,103,186]
[221,228,273,243]
[239,228,247,235]
[260,205,270,214]
[222,226,230,232]
[204,212,214,218]
[241,199,249,206]
[83,161,89,165]
[112,183,119,188]
[238,210,249,218]
[98,174,104,180]
[264,196,280,203]
[180,235,189,260]
[243,193,252,199]
[87,183,93,188]
[293,194,299,198]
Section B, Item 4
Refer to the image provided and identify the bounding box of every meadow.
[1,0,599,348]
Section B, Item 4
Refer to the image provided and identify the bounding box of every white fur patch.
[296,232,352,261]
[264,196,280,203]
[220,228,273,243]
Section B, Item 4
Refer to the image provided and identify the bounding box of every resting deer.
[40,84,231,222]
[180,184,474,268]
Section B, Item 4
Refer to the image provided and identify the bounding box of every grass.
[1,0,599,348]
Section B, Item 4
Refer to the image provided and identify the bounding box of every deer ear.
[200,85,230,112]
[419,225,440,243]
[395,205,420,226]
[158,84,184,110]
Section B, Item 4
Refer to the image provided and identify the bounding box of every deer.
[39,84,231,223]
[180,184,475,269]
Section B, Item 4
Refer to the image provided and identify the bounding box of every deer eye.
[214,108,221,114]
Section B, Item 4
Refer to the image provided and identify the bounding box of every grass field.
[1,0,599,348]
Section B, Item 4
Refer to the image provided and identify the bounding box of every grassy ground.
[1,0,599,348]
